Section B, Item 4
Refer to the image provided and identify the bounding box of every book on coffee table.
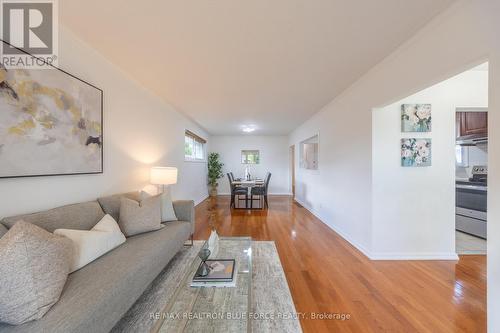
[191,259,236,287]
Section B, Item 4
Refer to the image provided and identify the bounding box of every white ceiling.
[61,0,455,135]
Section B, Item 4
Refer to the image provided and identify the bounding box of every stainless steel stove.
[456,165,487,239]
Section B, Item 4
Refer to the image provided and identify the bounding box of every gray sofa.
[0,192,195,333]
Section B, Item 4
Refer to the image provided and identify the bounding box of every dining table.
[231,178,265,209]
[232,179,265,187]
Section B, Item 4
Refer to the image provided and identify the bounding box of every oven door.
[456,184,487,239]
[456,184,487,212]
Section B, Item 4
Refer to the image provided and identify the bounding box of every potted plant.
[207,152,224,197]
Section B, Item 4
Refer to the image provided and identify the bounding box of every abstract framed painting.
[0,41,103,178]
[401,138,432,167]
[401,104,432,132]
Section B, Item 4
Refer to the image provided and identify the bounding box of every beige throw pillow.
[0,221,73,325]
[119,194,162,236]
[54,214,126,273]
[140,190,178,222]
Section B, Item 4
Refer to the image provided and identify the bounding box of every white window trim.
[456,145,469,167]
[241,150,260,164]
[185,130,207,162]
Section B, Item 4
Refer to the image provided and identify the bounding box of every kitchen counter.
[456,177,471,182]
[456,180,487,189]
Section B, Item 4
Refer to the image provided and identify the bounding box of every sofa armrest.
[0,223,7,238]
[173,200,195,234]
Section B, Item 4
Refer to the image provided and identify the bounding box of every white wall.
[372,70,488,259]
[289,1,499,330]
[0,26,209,218]
[209,136,290,195]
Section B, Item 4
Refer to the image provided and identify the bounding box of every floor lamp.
[150,166,178,195]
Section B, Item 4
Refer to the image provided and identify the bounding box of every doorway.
[289,145,295,198]
[371,61,488,258]
[456,107,488,255]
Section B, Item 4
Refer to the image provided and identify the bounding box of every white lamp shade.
[150,167,178,185]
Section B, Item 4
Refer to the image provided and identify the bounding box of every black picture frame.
[192,259,236,282]
[0,39,103,179]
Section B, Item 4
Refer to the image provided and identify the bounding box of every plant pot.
[209,186,218,197]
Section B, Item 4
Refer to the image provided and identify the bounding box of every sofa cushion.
[0,221,73,325]
[119,195,162,237]
[0,224,7,238]
[1,201,105,233]
[0,221,191,333]
[97,192,140,221]
[54,214,126,273]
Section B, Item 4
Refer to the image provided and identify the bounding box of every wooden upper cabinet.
[456,111,488,138]
[456,112,462,138]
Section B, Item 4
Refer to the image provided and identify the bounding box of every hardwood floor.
[193,195,486,333]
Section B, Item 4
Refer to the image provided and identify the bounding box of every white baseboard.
[294,197,459,261]
[193,193,290,205]
[194,195,209,206]
[369,252,459,261]
[294,197,373,259]
[218,193,292,196]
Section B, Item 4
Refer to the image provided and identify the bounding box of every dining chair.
[229,172,246,191]
[227,173,248,208]
[250,172,271,209]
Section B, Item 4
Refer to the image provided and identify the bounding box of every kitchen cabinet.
[456,111,487,138]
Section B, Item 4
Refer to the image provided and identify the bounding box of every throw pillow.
[141,190,178,222]
[0,220,73,325]
[54,214,126,273]
[97,192,141,222]
[119,194,162,236]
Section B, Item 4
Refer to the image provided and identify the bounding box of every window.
[300,135,319,170]
[241,150,260,164]
[456,145,469,167]
[185,130,206,161]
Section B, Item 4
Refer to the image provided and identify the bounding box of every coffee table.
[155,237,252,333]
